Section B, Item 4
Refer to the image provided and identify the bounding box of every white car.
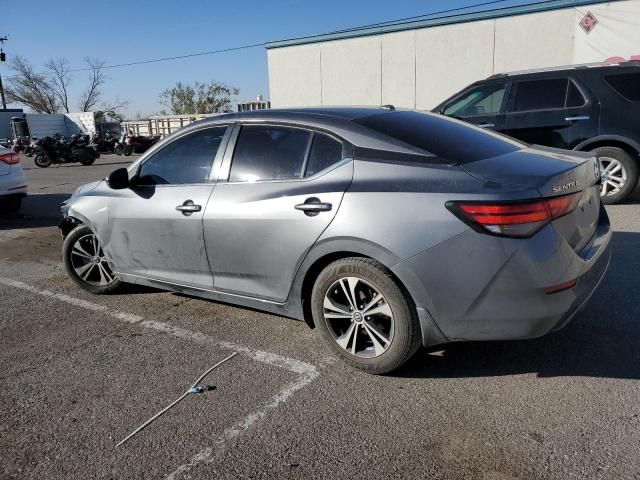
[0,146,27,213]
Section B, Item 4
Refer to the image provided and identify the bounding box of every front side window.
[305,133,343,177]
[137,126,227,185]
[443,83,506,118]
[511,78,568,112]
[605,72,640,102]
[229,125,311,182]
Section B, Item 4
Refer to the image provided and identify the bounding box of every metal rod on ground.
[116,352,238,448]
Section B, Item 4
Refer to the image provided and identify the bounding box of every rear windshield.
[604,72,640,102]
[355,111,523,164]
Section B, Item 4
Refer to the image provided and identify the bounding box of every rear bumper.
[393,203,612,346]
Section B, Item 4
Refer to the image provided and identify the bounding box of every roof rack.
[487,60,640,79]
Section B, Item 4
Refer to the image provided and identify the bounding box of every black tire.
[123,145,134,156]
[311,257,421,375]
[114,144,124,155]
[0,196,22,214]
[34,153,52,168]
[80,158,96,166]
[593,146,639,205]
[62,225,122,295]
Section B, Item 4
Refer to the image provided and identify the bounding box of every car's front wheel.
[311,257,421,374]
[62,225,121,294]
[594,146,638,204]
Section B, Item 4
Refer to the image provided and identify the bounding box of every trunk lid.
[462,146,602,252]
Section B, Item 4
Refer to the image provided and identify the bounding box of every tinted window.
[605,73,640,101]
[138,127,226,185]
[443,83,505,117]
[356,111,523,164]
[305,133,343,176]
[512,79,568,111]
[566,81,586,107]
[229,126,311,182]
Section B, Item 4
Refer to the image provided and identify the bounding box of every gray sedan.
[59,108,611,374]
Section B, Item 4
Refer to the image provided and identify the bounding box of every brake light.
[0,152,20,165]
[446,192,582,238]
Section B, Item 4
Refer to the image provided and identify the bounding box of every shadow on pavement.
[403,231,640,380]
[0,193,69,230]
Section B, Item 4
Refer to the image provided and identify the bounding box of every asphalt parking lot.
[1,154,640,479]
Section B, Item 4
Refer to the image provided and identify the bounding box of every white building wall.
[415,20,496,110]
[268,44,323,107]
[267,0,640,109]
[381,31,416,108]
[320,36,382,106]
[493,9,574,73]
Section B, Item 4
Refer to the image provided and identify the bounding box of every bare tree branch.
[5,55,59,113]
[45,58,72,113]
[78,57,106,112]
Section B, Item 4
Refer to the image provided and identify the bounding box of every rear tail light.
[446,192,582,238]
[0,152,20,165]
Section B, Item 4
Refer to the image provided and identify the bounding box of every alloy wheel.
[69,233,116,286]
[599,156,627,197]
[323,276,395,358]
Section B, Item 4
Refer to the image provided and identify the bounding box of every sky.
[3,0,537,118]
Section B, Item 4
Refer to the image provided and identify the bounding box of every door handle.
[565,115,590,122]
[176,200,202,216]
[477,123,495,128]
[295,197,332,217]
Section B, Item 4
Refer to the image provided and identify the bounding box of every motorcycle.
[33,134,100,168]
[23,138,37,157]
[114,132,161,156]
[11,136,30,153]
[91,131,119,153]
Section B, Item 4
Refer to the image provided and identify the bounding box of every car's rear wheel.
[311,257,421,374]
[593,146,638,204]
[62,225,121,294]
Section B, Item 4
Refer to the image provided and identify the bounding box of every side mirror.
[106,168,130,190]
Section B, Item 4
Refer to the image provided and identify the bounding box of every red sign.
[579,12,599,34]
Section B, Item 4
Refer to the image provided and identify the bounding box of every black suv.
[434,61,640,204]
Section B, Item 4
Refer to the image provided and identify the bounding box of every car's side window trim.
[504,77,589,115]
[132,124,231,187]
[218,122,351,184]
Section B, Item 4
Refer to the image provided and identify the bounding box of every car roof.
[208,106,395,123]
[487,60,640,80]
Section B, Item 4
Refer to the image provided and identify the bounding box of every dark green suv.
[434,61,640,204]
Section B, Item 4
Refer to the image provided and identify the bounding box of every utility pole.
[0,36,7,109]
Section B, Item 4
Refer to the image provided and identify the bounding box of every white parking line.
[0,276,320,479]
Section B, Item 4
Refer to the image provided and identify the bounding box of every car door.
[439,81,508,132]
[503,77,597,149]
[105,125,230,288]
[203,123,353,302]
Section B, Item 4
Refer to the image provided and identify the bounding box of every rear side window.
[229,125,311,182]
[138,126,226,185]
[605,72,640,101]
[305,133,343,177]
[356,111,523,164]
[512,79,568,111]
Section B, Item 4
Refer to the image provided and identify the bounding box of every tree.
[160,80,239,114]
[5,56,59,113]
[45,58,72,112]
[5,55,127,118]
